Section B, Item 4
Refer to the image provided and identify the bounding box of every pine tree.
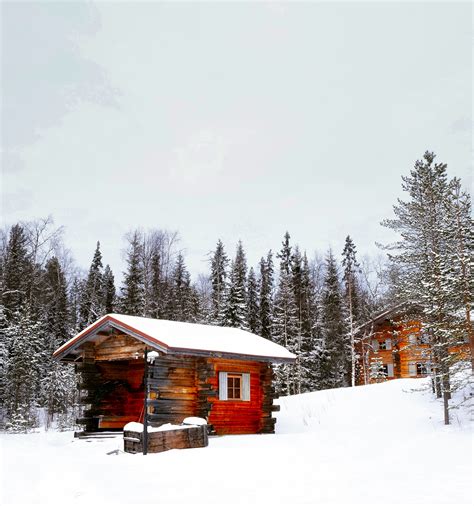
[222,241,249,330]
[2,225,31,319]
[210,240,229,325]
[69,277,84,334]
[381,151,470,424]
[79,242,104,328]
[298,253,319,392]
[148,251,163,318]
[102,265,116,314]
[258,251,274,341]
[39,257,75,423]
[341,235,361,387]
[42,257,69,351]
[167,253,194,322]
[247,267,259,333]
[319,250,348,389]
[4,310,41,431]
[121,231,145,316]
[0,305,9,409]
[444,178,474,367]
[273,233,299,395]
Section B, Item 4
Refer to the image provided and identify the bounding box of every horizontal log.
[149,378,195,388]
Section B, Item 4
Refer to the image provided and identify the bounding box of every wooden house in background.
[53,314,295,435]
[356,304,470,385]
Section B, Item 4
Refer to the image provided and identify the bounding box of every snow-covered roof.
[53,313,296,363]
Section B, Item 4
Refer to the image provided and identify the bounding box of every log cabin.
[53,314,295,435]
[356,304,470,385]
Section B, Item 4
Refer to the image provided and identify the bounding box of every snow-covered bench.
[123,417,208,454]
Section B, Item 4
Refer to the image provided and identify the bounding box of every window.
[379,341,387,350]
[419,330,430,344]
[227,374,242,400]
[218,372,250,401]
[408,333,417,345]
[416,363,428,375]
[381,364,389,376]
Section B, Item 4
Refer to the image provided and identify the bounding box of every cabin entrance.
[94,359,145,430]
[76,332,147,431]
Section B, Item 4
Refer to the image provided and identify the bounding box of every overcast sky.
[2,1,472,281]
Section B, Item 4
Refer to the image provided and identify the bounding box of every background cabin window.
[408,334,417,345]
[416,363,428,375]
[379,339,391,350]
[218,372,251,401]
[387,363,394,377]
[381,364,389,376]
[419,330,431,344]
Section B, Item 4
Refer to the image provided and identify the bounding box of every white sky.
[2,1,472,280]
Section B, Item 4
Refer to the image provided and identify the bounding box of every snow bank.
[1,377,472,504]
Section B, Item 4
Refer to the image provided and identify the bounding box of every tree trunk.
[443,391,450,425]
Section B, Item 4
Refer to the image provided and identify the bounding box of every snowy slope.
[1,377,472,505]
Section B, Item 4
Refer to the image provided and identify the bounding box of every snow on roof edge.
[53,313,296,362]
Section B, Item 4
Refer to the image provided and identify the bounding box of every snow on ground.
[1,377,472,505]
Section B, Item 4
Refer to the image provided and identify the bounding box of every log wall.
[76,336,279,435]
[147,355,201,426]
[206,358,278,435]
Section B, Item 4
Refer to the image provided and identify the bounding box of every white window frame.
[218,371,250,401]
[387,363,394,377]
[408,334,417,345]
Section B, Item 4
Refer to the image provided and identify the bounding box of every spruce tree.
[167,253,194,322]
[444,177,474,367]
[148,251,163,318]
[341,235,361,386]
[258,251,274,341]
[79,242,104,328]
[38,256,76,424]
[298,252,319,391]
[222,241,249,330]
[2,225,31,319]
[319,250,348,389]
[0,305,9,409]
[4,310,42,431]
[102,265,116,314]
[210,240,229,325]
[121,231,145,316]
[69,277,84,333]
[273,233,299,395]
[381,151,470,423]
[247,267,259,333]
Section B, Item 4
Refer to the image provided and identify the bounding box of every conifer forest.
[1,151,472,431]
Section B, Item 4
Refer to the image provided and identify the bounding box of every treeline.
[0,221,388,431]
[0,151,471,430]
